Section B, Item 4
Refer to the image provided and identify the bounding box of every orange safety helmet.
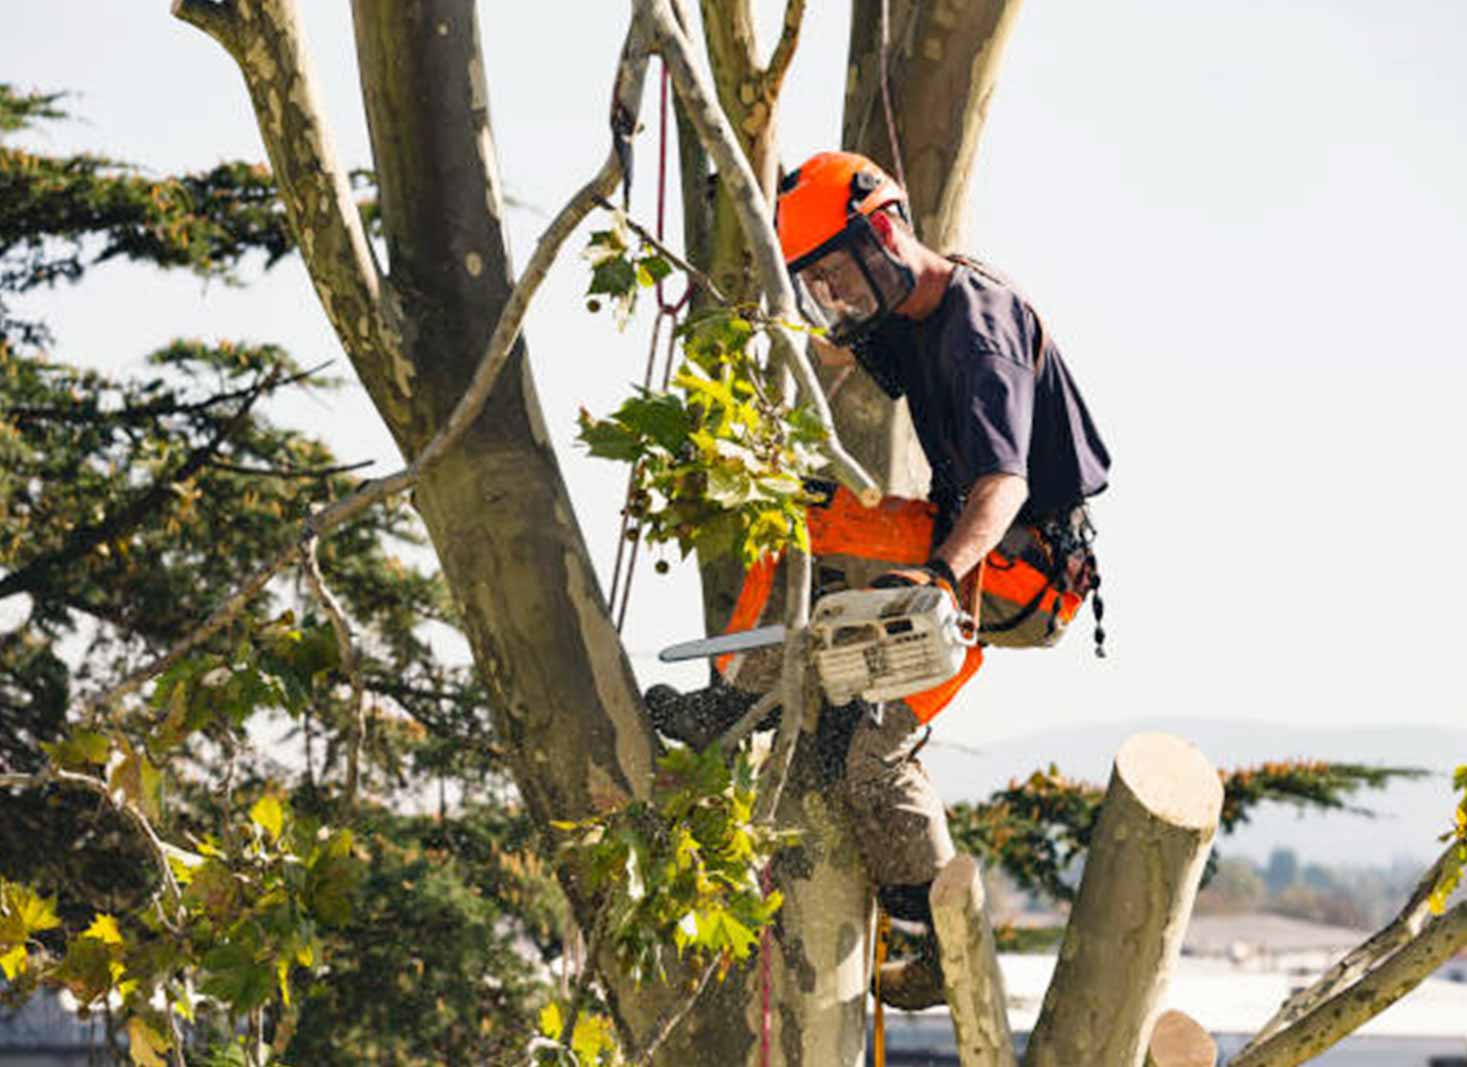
[776,151,906,263]
[776,152,914,343]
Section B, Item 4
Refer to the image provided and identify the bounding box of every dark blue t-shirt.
[863,263,1110,525]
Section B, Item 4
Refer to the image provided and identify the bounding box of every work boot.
[643,683,777,751]
[876,923,946,1011]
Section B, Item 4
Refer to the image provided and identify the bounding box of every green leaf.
[39,729,111,769]
[305,831,361,927]
[577,412,643,462]
[617,391,692,454]
[250,794,285,842]
[201,942,275,1013]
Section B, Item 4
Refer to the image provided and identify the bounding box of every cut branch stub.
[1025,733,1223,1067]
[930,853,1018,1067]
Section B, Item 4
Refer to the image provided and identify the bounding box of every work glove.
[870,558,960,602]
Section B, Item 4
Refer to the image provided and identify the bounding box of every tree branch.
[0,767,184,921]
[637,0,879,505]
[0,368,276,602]
[206,458,375,480]
[755,550,810,823]
[299,535,366,809]
[628,958,719,1065]
[1228,901,1467,1067]
[1239,840,1464,1053]
[172,0,409,426]
[170,0,238,46]
[763,0,806,95]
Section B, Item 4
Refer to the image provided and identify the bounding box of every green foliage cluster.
[1,774,360,1067]
[1431,765,1467,914]
[576,212,828,565]
[554,746,793,987]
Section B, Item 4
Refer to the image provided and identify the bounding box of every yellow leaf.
[250,794,285,842]
[0,944,27,981]
[126,1016,169,1067]
[276,957,292,1008]
[538,1001,564,1041]
[83,913,123,945]
[12,886,60,934]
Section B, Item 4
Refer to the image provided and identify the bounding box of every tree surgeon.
[649,151,1111,1009]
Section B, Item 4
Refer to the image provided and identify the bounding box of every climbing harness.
[606,60,693,631]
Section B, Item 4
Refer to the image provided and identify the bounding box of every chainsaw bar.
[657,624,787,663]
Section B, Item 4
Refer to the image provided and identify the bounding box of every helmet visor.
[789,217,913,344]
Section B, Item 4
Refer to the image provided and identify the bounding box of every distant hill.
[924,719,1466,867]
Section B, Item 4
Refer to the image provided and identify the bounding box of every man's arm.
[930,472,1029,581]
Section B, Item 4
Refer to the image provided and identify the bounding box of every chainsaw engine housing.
[810,586,975,705]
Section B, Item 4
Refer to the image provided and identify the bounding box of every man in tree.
[652,151,1111,1010]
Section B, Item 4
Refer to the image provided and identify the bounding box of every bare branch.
[755,549,811,823]
[172,0,409,419]
[299,535,365,808]
[719,689,781,755]
[206,458,375,480]
[628,958,719,1065]
[75,540,300,723]
[764,0,807,95]
[1241,840,1463,1052]
[591,193,728,305]
[637,0,879,505]
[0,768,184,921]
[1228,901,1467,1067]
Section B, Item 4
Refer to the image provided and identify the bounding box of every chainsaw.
[658,585,978,705]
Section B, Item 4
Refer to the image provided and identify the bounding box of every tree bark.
[1025,733,1223,1067]
[1228,901,1467,1067]
[837,0,1027,497]
[931,854,1018,1067]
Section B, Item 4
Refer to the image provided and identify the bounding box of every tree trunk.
[1025,733,1223,1067]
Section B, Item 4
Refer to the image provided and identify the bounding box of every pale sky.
[4,1,1465,779]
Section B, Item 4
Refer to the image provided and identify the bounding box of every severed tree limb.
[591,193,729,305]
[1228,900,1467,1067]
[171,0,411,426]
[1238,839,1464,1055]
[1026,733,1223,1067]
[931,854,1017,1067]
[299,535,366,809]
[638,0,879,505]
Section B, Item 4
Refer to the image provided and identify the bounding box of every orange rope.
[873,909,891,1067]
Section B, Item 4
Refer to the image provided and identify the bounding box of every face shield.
[788,214,915,345]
